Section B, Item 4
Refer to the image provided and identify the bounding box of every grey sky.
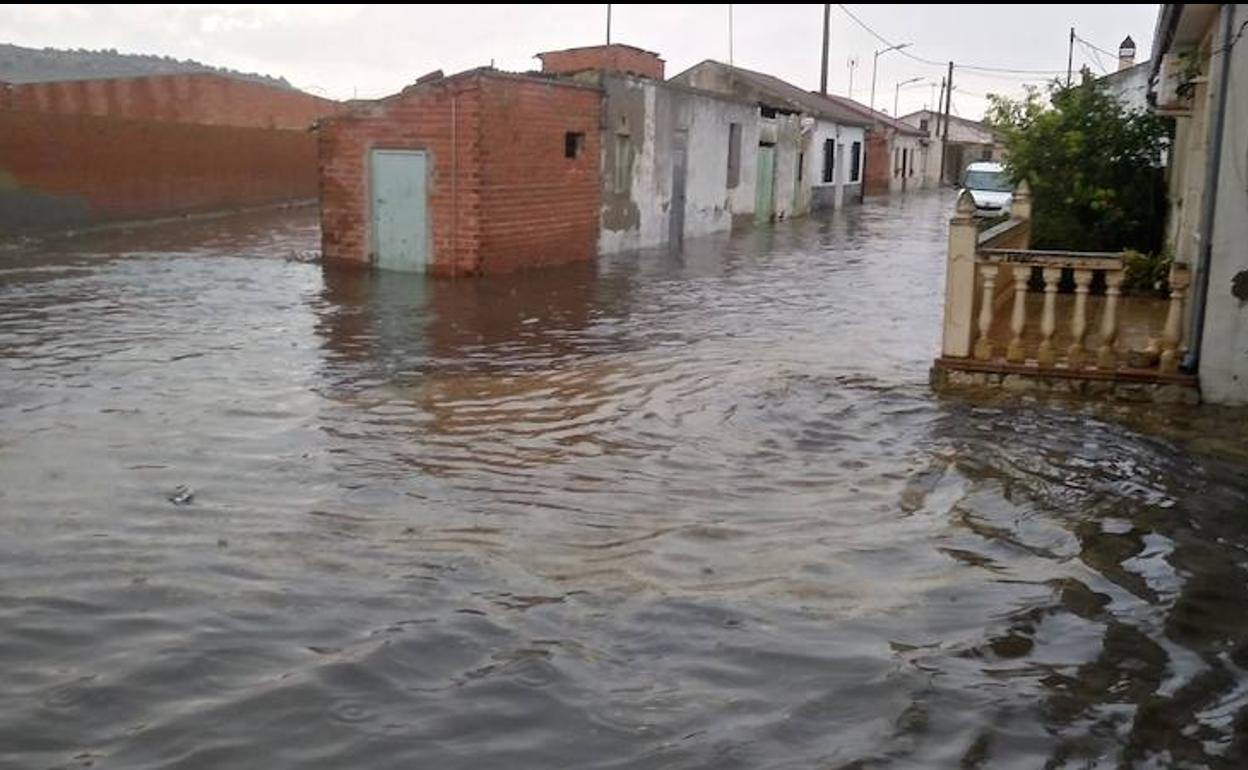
[0,4,1159,118]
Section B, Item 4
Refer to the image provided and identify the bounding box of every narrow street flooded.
[3,193,1248,769]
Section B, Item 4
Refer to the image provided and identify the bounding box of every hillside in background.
[0,42,292,88]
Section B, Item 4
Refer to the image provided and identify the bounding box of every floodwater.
[3,194,1248,770]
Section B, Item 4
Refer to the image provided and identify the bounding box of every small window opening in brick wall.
[565,132,585,159]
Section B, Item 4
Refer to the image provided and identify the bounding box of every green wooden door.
[755,145,775,224]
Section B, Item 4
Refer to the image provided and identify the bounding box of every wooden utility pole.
[1066,27,1074,87]
[938,62,953,186]
[820,4,831,95]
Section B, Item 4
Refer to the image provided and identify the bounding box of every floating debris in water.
[167,485,194,505]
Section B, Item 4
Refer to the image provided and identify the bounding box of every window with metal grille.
[613,133,633,193]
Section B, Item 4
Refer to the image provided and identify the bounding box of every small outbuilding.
[318,68,602,276]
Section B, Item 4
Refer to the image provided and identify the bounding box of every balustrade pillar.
[1066,269,1093,369]
[941,191,979,358]
[1159,263,1191,374]
[1097,272,1123,369]
[1006,266,1029,363]
[1036,267,1062,367]
[973,265,999,361]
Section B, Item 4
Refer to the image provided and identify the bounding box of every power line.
[1078,39,1108,74]
[835,4,1069,76]
[1073,34,1116,58]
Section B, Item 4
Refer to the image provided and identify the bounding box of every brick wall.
[864,129,891,196]
[538,45,664,80]
[318,71,602,277]
[0,109,317,231]
[319,76,484,277]
[4,73,339,130]
[477,76,601,273]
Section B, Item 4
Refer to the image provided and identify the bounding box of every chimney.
[1118,35,1136,71]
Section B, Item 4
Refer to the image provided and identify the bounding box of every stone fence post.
[1011,178,1032,221]
[942,190,979,358]
[1011,178,1032,249]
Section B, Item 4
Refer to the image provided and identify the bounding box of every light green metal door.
[370,149,429,272]
[755,145,775,224]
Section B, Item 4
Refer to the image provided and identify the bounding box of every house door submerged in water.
[370,149,429,273]
[670,130,688,248]
[755,145,775,223]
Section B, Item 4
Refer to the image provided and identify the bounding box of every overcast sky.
[0,4,1160,119]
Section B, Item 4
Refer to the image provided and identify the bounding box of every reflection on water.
[2,197,1248,769]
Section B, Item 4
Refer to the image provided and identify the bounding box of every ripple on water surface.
[2,200,1248,769]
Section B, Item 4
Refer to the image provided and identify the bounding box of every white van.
[961,161,1013,216]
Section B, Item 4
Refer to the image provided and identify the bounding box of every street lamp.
[894,76,923,117]
[869,43,910,115]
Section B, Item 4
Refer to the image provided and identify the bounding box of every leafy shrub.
[1121,248,1173,296]
[984,72,1172,255]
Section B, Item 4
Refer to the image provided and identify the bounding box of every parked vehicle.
[960,161,1013,216]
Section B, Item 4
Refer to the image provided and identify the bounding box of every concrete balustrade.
[935,181,1199,402]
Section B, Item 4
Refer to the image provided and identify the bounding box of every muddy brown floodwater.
[3,193,1248,770]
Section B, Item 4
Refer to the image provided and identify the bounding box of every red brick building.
[1,71,340,233]
[318,68,601,276]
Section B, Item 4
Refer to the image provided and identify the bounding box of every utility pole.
[1066,27,1074,87]
[938,62,953,186]
[820,4,831,95]
[728,5,734,68]
[847,56,858,99]
[606,4,612,44]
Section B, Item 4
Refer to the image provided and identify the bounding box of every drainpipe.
[1182,3,1234,373]
[451,89,458,275]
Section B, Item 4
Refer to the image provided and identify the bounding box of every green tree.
[985,71,1171,253]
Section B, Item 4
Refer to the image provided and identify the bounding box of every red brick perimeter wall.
[0,109,317,231]
[477,77,601,273]
[318,78,484,277]
[4,73,339,130]
[539,47,664,80]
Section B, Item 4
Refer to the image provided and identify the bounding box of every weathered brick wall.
[318,78,484,276]
[863,129,892,197]
[319,72,601,277]
[538,45,664,80]
[477,76,601,273]
[4,73,339,130]
[0,109,317,232]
